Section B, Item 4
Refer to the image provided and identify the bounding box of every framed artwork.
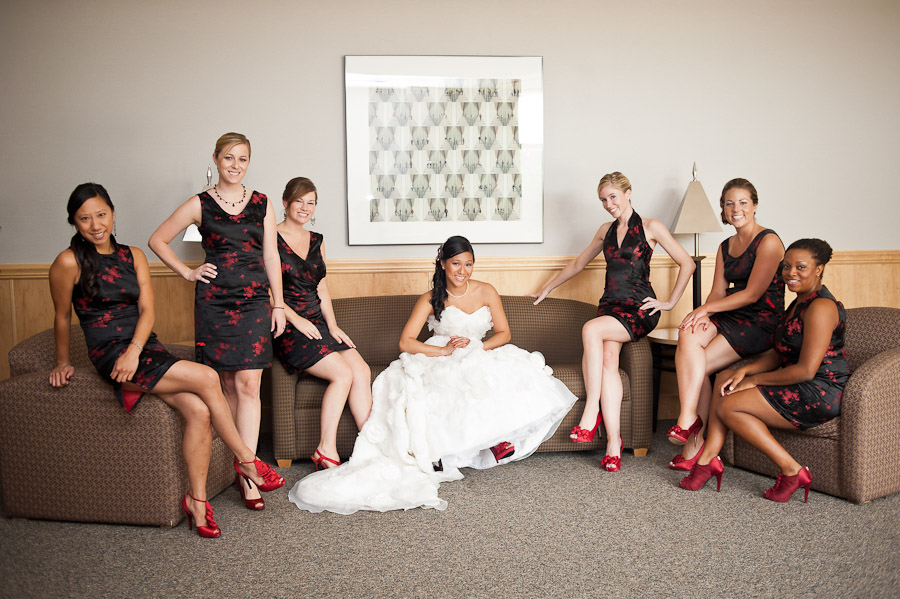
[345,55,543,245]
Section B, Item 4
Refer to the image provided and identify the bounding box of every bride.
[288,236,576,513]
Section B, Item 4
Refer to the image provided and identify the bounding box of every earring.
[310,216,317,226]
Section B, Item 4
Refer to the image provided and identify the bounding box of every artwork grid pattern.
[367,79,522,224]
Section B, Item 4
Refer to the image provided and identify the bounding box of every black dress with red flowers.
[273,232,348,374]
[72,244,178,411]
[708,229,785,357]
[759,286,850,429]
[596,210,660,340]
[195,190,272,371]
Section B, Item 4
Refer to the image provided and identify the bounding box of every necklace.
[447,281,469,298]
[212,184,247,208]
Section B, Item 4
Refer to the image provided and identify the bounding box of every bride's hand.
[450,336,470,348]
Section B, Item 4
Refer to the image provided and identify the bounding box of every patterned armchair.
[721,307,900,503]
[0,326,234,526]
[270,295,654,467]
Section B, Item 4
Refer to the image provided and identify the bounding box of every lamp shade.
[182,223,202,242]
[672,167,721,236]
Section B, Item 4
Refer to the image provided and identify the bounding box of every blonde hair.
[597,171,632,196]
[214,132,251,159]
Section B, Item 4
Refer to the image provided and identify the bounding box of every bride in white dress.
[288,236,576,513]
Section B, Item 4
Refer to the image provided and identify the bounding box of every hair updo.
[786,238,833,269]
[597,172,632,196]
[283,177,317,204]
[719,178,759,225]
[431,235,474,321]
[214,132,251,159]
[66,182,117,298]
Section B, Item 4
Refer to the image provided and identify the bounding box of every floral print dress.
[708,229,785,357]
[596,210,660,340]
[273,232,348,374]
[758,286,850,429]
[72,244,178,411]
[194,190,272,371]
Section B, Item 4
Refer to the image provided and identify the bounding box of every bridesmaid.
[51,183,284,537]
[669,179,784,470]
[679,239,849,502]
[274,177,373,469]
[531,172,694,471]
[149,132,286,510]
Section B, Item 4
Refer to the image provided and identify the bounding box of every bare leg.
[599,340,624,457]
[219,369,263,499]
[304,353,354,463]
[674,323,719,429]
[573,316,632,437]
[337,348,373,429]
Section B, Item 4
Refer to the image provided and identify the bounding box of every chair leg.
[277,459,293,468]
[632,448,648,457]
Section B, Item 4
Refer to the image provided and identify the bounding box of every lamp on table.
[182,165,213,242]
[671,163,722,308]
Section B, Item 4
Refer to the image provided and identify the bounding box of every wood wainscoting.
[2,250,898,381]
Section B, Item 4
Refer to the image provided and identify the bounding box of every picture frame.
[345,55,544,245]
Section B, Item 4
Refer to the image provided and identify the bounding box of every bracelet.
[273,306,285,310]
[130,341,143,351]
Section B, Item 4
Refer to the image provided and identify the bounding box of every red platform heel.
[600,440,625,472]
[764,467,812,503]
[667,415,703,446]
[235,474,265,510]
[182,493,221,538]
[669,441,706,471]
[679,456,724,492]
[311,449,341,470]
[570,410,603,443]
[233,457,285,492]
[490,442,516,462]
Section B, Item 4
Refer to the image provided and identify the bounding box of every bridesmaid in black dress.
[274,177,372,469]
[669,179,785,471]
[679,239,849,502]
[531,172,695,471]
[51,183,284,537]
[149,133,286,509]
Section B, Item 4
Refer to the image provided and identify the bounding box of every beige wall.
[1,0,899,267]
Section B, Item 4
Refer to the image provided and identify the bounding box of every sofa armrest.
[619,337,653,449]
[838,346,900,503]
[270,359,299,464]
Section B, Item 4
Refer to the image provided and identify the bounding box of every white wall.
[2,0,898,264]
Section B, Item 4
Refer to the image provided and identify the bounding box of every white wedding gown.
[288,305,577,514]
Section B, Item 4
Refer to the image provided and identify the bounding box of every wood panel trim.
[4,249,897,279]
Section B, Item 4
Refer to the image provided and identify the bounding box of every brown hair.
[282,177,318,205]
[214,132,251,159]
[719,178,758,225]
[597,171,632,196]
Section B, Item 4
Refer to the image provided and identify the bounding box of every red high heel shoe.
[182,493,220,538]
[490,442,515,462]
[570,410,603,443]
[233,457,285,492]
[599,440,625,472]
[669,441,706,471]
[311,449,341,470]
[667,415,703,446]
[764,467,812,503]
[235,474,265,510]
[679,456,724,492]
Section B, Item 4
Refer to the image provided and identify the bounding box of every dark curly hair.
[719,178,759,225]
[786,238,833,269]
[430,235,474,321]
[66,182,117,298]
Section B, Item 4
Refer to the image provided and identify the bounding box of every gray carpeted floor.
[2,424,899,599]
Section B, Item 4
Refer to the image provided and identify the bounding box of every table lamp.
[672,163,722,307]
[182,166,213,242]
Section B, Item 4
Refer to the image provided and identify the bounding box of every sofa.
[271,295,653,467]
[721,306,900,503]
[0,326,235,526]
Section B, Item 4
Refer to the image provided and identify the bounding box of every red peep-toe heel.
[764,466,812,503]
[182,493,220,538]
[235,474,265,510]
[599,439,624,472]
[679,456,724,492]
[311,449,341,470]
[669,441,706,471]
[667,415,703,446]
[233,457,285,492]
[490,442,516,462]
[570,410,603,443]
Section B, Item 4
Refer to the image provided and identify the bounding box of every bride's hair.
[431,235,474,321]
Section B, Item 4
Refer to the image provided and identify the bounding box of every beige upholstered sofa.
[0,326,234,526]
[721,307,900,503]
[271,295,653,467]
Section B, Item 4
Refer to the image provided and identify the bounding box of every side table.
[646,327,679,432]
